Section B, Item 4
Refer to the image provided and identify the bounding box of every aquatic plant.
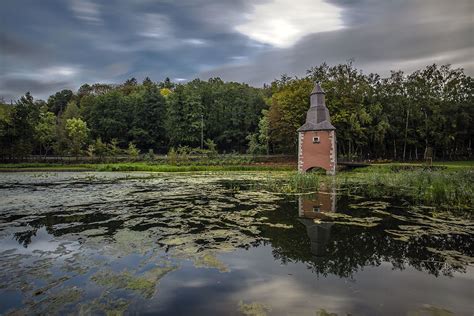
[342,169,474,210]
[0,171,472,314]
[259,172,321,193]
[91,265,176,299]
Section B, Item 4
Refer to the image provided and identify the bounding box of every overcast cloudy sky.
[1,0,473,100]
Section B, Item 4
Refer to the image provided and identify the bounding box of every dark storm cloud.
[0,0,265,100]
[0,0,472,100]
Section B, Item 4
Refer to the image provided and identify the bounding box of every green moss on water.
[78,295,130,316]
[91,265,177,298]
[322,212,383,227]
[31,287,83,314]
[407,304,454,316]
[316,309,338,316]
[193,252,230,272]
[1,171,472,314]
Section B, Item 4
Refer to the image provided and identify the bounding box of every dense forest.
[0,62,472,161]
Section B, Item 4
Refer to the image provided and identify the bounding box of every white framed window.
[313,136,320,144]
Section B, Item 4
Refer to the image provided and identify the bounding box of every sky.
[1,0,473,101]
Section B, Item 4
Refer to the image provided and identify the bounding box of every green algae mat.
[0,172,472,315]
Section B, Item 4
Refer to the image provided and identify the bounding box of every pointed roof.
[298,82,335,132]
[310,82,325,95]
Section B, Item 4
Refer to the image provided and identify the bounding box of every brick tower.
[297,83,336,175]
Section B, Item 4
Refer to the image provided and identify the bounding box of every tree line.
[266,62,473,160]
[0,63,472,161]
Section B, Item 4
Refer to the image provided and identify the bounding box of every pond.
[0,172,472,315]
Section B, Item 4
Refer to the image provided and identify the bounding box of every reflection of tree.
[11,211,124,247]
[8,182,472,280]
[14,229,38,248]
[259,197,473,278]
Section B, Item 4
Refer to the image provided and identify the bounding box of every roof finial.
[310,82,325,95]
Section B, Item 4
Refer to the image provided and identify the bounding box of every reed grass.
[339,169,473,210]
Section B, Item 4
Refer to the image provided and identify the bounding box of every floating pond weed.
[0,171,472,314]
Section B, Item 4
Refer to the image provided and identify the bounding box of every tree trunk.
[393,139,397,160]
[402,108,409,161]
[424,110,429,156]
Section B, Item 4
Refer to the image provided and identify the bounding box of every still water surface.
[0,172,472,315]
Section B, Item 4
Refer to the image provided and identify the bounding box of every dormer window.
[313,136,320,144]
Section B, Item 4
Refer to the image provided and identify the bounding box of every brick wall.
[298,130,336,175]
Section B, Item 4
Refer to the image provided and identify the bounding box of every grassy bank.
[0,162,295,172]
[258,162,473,210]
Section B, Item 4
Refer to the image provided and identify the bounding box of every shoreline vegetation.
[1,160,472,212]
[0,160,470,171]
[2,63,472,163]
[0,162,295,173]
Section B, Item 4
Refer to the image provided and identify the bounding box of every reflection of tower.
[298,188,336,257]
[298,192,336,217]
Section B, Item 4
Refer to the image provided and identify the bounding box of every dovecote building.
[297,83,336,175]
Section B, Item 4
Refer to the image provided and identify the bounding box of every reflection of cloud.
[232,277,353,314]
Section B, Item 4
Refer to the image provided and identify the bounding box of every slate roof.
[298,82,335,132]
[311,83,325,94]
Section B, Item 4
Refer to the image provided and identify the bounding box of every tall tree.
[47,89,74,115]
[35,107,56,157]
[66,118,89,157]
[129,84,167,151]
[9,92,40,157]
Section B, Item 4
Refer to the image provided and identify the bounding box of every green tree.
[108,138,120,158]
[129,84,167,151]
[93,138,108,160]
[62,100,80,119]
[247,110,270,155]
[47,89,74,115]
[7,92,40,158]
[65,118,89,157]
[267,77,313,153]
[166,84,202,147]
[84,90,132,144]
[55,100,82,154]
[127,142,140,159]
[35,107,56,157]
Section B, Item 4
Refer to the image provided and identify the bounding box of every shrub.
[127,142,140,160]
